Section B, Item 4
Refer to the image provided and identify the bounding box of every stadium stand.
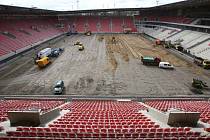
[87,16,99,32]
[145,100,210,124]
[140,25,210,59]
[61,16,135,33]
[140,26,181,40]
[190,40,210,60]
[0,99,64,123]
[0,15,136,62]
[0,99,209,139]
[100,17,111,33]
[74,16,86,33]
[135,16,193,24]
[112,17,123,33]
[0,18,64,60]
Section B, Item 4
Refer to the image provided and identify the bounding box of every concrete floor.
[0,34,209,96]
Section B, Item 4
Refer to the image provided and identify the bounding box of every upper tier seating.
[74,16,86,33]
[112,17,123,33]
[0,18,63,58]
[87,17,99,32]
[99,17,111,33]
[135,16,193,24]
[62,16,136,33]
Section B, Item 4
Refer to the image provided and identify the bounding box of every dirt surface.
[0,34,210,96]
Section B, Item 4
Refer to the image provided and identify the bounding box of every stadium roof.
[0,0,209,16]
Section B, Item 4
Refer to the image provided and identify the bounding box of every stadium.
[0,0,210,139]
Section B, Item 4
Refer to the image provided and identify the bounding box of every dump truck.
[141,56,161,66]
[194,56,210,69]
[36,57,50,68]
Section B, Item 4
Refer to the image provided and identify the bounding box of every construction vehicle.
[112,37,116,44]
[141,56,161,66]
[36,56,50,68]
[194,56,210,69]
[84,31,91,36]
[191,78,209,94]
[78,45,84,51]
[192,78,208,89]
[74,41,82,46]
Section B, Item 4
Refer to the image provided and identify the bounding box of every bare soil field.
[0,34,209,96]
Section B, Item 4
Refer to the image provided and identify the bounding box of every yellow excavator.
[74,41,84,51]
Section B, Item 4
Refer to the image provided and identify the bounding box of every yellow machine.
[74,41,82,45]
[78,45,84,51]
[36,57,50,68]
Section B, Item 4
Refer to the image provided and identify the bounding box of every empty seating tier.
[0,18,63,58]
[145,100,210,124]
[0,99,64,122]
[135,16,193,24]
[1,99,208,139]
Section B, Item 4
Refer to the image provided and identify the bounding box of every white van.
[37,48,52,59]
[159,62,174,69]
